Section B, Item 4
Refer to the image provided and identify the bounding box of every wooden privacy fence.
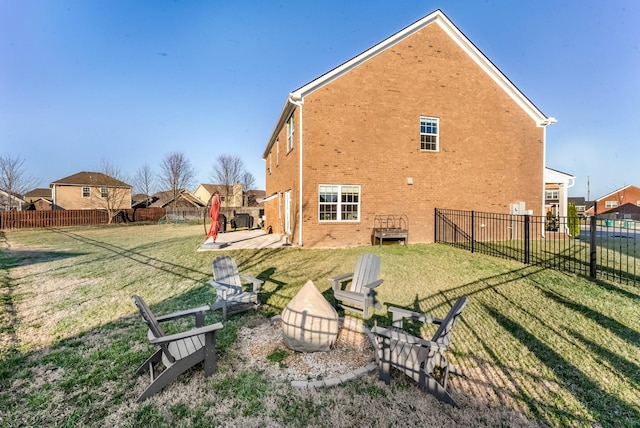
[0,208,166,230]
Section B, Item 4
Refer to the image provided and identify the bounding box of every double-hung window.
[605,201,618,209]
[287,114,295,152]
[100,187,108,198]
[82,186,91,198]
[319,185,360,222]
[420,116,439,151]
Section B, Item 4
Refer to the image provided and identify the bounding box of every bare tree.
[159,151,195,209]
[0,154,38,211]
[210,154,244,211]
[95,160,132,224]
[134,164,155,207]
[240,171,256,193]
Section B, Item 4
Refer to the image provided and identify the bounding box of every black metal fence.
[435,208,639,284]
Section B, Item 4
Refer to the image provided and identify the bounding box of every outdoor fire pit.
[281,280,339,352]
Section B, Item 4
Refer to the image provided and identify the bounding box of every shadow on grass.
[484,303,640,427]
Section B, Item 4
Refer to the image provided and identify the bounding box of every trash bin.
[624,220,633,229]
[218,214,227,233]
[604,219,615,227]
[234,213,253,229]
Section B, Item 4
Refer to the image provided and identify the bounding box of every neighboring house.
[261,9,555,247]
[50,172,132,210]
[599,203,640,221]
[244,190,266,207]
[585,185,640,216]
[148,190,205,209]
[0,189,27,211]
[23,188,52,204]
[544,168,575,218]
[193,184,243,208]
[29,198,53,211]
[567,197,593,217]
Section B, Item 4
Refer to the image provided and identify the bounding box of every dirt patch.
[232,316,375,382]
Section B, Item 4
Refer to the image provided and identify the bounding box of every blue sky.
[1,0,638,200]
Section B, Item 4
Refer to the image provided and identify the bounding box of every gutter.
[289,94,304,247]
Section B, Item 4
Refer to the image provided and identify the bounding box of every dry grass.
[1,224,639,427]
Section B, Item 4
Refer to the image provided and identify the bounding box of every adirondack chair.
[371,296,469,407]
[132,294,224,402]
[208,255,263,321]
[330,253,384,319]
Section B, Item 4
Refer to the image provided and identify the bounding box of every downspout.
[289,94,304,247]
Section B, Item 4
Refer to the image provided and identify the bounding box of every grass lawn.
[1,224,639,427]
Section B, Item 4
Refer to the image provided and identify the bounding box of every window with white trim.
[287,114,294,152]
[545,190,559,200]
[82,186,90,198]
[605,201,618,209]
[100,187,108,198]
[420,116,439,151]
[318,185,360,221]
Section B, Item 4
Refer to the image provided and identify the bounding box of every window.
[545,190,559,200]
[605,201,618,209]
[100,187,108,198]
[287,114,294,152]
[82,187,90,198]
[319,185,360,222]
[284,190,291,233]
[276,138,280,165]
[420,116,439,151]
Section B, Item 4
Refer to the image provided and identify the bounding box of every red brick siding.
[266,23,544,247]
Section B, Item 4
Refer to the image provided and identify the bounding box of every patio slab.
[197,229,286,251]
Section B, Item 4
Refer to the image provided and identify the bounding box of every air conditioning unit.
[510,201,526,215]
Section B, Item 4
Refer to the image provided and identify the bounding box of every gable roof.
[51,171,131,188]
[595,184,640,202]
[263,9,554,159]
[24,188,52,199]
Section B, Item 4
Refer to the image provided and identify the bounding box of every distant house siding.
[265,20,544,247]
[53,185,132,210]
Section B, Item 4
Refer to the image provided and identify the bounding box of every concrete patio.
[197,229,287,251]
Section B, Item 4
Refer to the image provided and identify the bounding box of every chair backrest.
[351,254,381,294]
[431,296,468,347]
[213,255,242,289]
[132,294,165,339]
[132,295,177,363]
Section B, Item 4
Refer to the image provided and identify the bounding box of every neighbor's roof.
[24,188,52,198]
[51,172,131,188]
[263,9,554,159]
[595,184,640,202]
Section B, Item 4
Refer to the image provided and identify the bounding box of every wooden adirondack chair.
[371,296,468,407]
[330,253,384,319]
[209,255,263,321]
[132,294,224,402]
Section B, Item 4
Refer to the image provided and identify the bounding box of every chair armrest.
[149,322,224,345]
[330,272,354,290]
[362,279,384,290]
[387,306,442,328]
[239,274,264,292]
[371,326,447,350]
[208,280,237,299]
[155,305,211,323]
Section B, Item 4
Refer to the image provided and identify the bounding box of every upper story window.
[82,186,90,198]
[276,138,280,165]
[605,201,618,209]
[545,190,559,200]
[287,114,295,152]
[319,184,360,222]
[420,116,439,151]
[100,187,108,198]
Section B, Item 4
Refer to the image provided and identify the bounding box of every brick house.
[585,185,640,216]
[544,168,575,218]
[51,172,132,210]
[261,10,555,247]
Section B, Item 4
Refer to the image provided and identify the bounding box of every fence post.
[471,210,475,253]
[524,214,530,264]
[590,215,597,279]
